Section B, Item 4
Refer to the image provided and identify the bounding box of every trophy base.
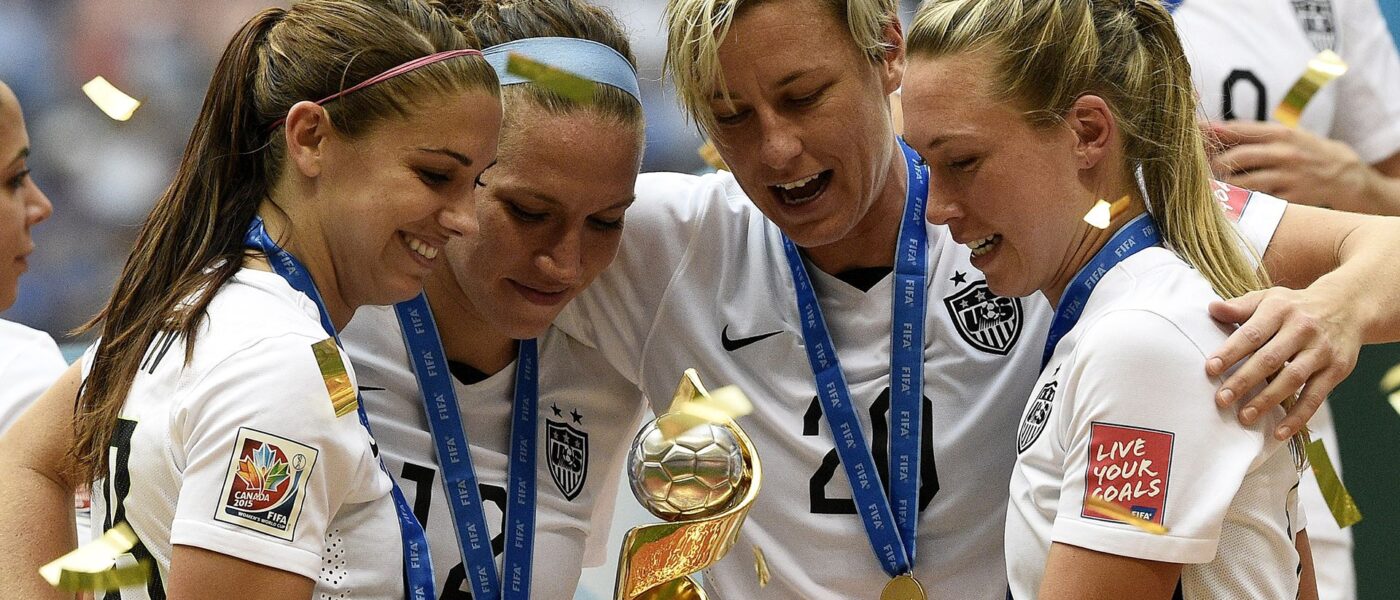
[631,576,706,600]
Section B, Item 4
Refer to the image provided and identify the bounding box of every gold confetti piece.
[753,545,770,588]
[1273,50,1349,128]
[659,369,753,439]
[1382,363,1400,417]
[505,52,597,104]
[1085,495,1169,535]
[1083,195,1131,230]
[40,523,151,592]
[81,76,141,121]
[698,140,728,171]
[1306,439,1362,528]
[311,338,357,418]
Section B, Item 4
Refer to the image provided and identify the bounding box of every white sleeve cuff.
[1053,517,1218,564]
[171,519,322,580]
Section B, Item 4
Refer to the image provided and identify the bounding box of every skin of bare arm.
[166,546,312,600]
[1038,542,1182,600]
[1209,204,1400,439]
[0,363,82,600]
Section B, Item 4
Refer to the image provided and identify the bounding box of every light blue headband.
[482,37,642,103]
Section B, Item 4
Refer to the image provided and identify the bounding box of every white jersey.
[87,269,401,599]
[1006,247,1304,599]
[557,170,1285,598]
[1177,0,1400,164]
[341,305,646,599]
[1175,5,1393,596]
[0,318,66,435]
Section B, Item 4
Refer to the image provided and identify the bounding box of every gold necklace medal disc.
[880,573,926,600]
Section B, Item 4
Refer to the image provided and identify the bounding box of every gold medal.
[880,573,926,600]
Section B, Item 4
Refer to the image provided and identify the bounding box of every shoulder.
[0,319,65,367]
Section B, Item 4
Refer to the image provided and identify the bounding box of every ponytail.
[71,0,497,483]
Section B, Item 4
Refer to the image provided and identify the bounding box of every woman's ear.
[1066,94,1115,171]
[879,17,907,96]
[282,101,331,179]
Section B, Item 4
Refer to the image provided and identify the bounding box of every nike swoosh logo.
[722,325,783,352]
[358,386,386,392]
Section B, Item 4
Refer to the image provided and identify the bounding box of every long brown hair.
[72,0,499,483]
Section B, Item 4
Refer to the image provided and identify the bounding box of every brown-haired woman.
[0,0,500,598]
[338,1,648,597]
[902,0,1325,598]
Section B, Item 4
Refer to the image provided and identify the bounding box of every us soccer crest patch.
[1018,380,1057,453]
[546,418,588,501]
[215,428,318,540]
[944,280,1022,355]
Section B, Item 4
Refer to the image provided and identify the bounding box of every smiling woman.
[0,80,65,438]
[0,1,502,599]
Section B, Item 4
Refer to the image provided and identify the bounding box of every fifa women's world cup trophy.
[613,369,763,600]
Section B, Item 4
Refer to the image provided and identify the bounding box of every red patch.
[1081,423,1173,526]
[1211,180,1253,223]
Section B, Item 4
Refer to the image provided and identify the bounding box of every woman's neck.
[254,202,354,331]
[802,140,910,274]
[1043,196,1148,308]
[425,266,518,376]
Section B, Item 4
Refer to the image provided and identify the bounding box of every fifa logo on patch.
[215,428,319,540]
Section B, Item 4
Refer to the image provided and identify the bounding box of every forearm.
[1359,171,1400,217]
[0,463,77,599]
[1314,214,1400,343]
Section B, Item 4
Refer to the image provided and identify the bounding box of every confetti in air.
[1273,50,1348,128]
[1084,495,1168,535]
[753,545,771,588]
[1306,439,1362,528]
[505,52,597,104]
[698,139,728,171]
[1083,196,1132,230]
[81,76,141,121]
[39,522,151,592]
[1380,363,1400,417]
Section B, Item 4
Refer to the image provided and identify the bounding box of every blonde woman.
[902,0,1325,597]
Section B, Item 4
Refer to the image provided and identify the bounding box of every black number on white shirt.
[397,462,506,600]
[102,418,165,600]
[802,388,939,514]
[1223,69,1269,122]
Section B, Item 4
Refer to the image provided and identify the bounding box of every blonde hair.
[908,0,1305,455]
[664,0,897,134]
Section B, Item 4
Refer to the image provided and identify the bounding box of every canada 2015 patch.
[1081,422,1172,527]
[215,428,319,540]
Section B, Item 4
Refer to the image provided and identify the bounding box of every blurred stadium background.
[2,1,1396,597]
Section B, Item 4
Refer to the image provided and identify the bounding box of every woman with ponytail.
[0,1,500,598]
[901,0,1318,597]
[336,1,649,597]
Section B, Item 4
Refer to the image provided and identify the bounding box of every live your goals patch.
[215,427,319,540]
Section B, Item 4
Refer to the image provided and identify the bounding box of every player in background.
[0,1,500,598]
[1176,2,1400,595]
[551,0,1400,596]
[339,1,647,597]
[904,0,1315,597]
[0,78,63,436]
[1182,0,1400,218]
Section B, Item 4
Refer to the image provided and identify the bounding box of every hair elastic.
[268,48,486,130]
[482,37,642,103]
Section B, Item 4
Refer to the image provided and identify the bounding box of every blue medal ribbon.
[1041,212,1162,370]
[243,216,436,600]
[394,294,538,600]
[1163,0,1183,14]
[781,138,929,577]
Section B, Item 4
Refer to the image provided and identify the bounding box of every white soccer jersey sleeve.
[168,335,388,579]
[0,319,66,435]
[1052,310,1288,564]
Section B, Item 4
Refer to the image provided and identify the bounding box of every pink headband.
[268,48,485,130]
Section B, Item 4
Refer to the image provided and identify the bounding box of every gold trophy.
[614,370,762,600]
